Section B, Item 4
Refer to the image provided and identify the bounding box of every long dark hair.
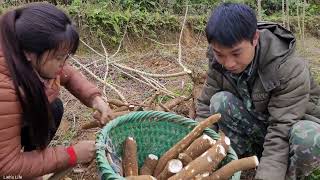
[0,3,79,149]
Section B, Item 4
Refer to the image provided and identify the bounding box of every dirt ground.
[51,32,320,180]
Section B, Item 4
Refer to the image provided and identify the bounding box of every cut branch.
[107,99,128,107]
[159,103,171,112]
[71,56,128,103]
[81,110,129,129]
[177,6,192,74]
[80,39,190,78]
[100,38,110,96]
[111,24,128,58]
[114,63,190,78]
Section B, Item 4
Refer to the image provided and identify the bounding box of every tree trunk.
[282,0,285,26]
[297,0,302,39]
[286,0,290,30]
[302,0,306,49]
[257,0,262,21]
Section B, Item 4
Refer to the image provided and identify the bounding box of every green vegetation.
[1,0,320,47]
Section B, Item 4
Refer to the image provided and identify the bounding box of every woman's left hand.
[91,96,114,125]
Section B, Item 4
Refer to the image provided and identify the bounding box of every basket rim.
[96,111,241,180]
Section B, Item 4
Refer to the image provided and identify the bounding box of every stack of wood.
[108,114,259,180]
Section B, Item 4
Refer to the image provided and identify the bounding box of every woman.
[0,3,113,178]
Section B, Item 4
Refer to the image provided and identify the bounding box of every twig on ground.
[159,103,171,112]
[71,56,128,103]
[80,39,190,78]
[100,38,110,96]
[177,6,192,74]
[139,75,176,96]
[114,63,190,78]
[110,25,128,58]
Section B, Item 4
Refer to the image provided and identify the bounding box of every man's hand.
[91,96,114,125]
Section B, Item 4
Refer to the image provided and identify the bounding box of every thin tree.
[286,0,290,30]
[257,0,262,21]
[302,0,306,49]
[282,0,286,26]
[297,0,302,39]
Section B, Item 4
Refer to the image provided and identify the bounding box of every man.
[196,3,320,180]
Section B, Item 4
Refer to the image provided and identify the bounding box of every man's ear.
[252,30,260,47]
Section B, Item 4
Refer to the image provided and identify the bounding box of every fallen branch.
[158,103,171,112]
[155,96,191,111]
[114,106,129,112]
[114,63,190,78]
[139,74,176,96]
[100,38,110,96]
[71,56,128,103]
[145,76,168,90]
[107,99,128,107]
[164,96,191,109]
[79,39,190,78]
[110,24,127,58]
[107,99,149,108]
[139,75,164,90]
[81,121,101,130]
[177,5,192,74]
[80,39,104,57]
[143,91,161,110]
[81,110,129,129]
[113,64,176,96]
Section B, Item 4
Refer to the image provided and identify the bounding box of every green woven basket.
[96,111,241,180]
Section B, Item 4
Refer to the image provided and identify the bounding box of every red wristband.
[66,146,77,166]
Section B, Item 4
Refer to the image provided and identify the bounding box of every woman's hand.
[91,96,114,125]
[73,141,96,164]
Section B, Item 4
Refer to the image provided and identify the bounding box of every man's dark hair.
[205,3,257,47]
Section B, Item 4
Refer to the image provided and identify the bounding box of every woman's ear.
[24,51,36,62]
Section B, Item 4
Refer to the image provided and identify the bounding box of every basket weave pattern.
[96,111,241,180]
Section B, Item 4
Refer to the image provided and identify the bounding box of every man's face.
[211,31,259,74]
